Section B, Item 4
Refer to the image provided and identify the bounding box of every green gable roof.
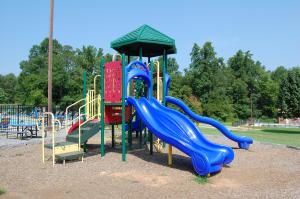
[111,24,176,57]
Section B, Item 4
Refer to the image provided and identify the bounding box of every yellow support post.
[154,61,160,102]
[168,144,172,166]
[98,94,101,119]
[78,110,82,151]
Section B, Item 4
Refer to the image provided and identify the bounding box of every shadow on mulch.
[84,142,195,174]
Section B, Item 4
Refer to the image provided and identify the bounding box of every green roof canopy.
[111,24,176,57]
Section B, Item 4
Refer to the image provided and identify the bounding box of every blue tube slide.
[127,96,234,176]
[165,96,253,149]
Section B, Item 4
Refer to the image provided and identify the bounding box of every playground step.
[55,143,79,155]
[44,141,77,149]
[89,119,100,124]
[55,150,84,163]
[81,127,92,131]
[44,141,79,155]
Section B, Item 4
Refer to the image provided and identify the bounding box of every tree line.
[0,38,299,121]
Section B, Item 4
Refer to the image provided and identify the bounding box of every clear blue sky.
[0,0,299,75]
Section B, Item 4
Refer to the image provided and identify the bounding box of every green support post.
[121,53,126,161]
[100,59,105,156]
[139,119,143,148]
[143,128,147,145]
[128,55,132,150]
[128,116,132,150]
[111,124,115,148]
[139,47,143,61]
[83,142,87,152]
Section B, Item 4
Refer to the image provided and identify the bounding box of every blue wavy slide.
[165,96,253,149]
[127,96,234,176]
[125,114,144,132]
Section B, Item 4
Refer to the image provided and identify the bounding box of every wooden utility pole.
[48,0,54,114]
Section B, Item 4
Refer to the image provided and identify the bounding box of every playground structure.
[42,25,253,176]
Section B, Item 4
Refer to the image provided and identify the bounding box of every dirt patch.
[110,171,169,187]
[0,133,299,199]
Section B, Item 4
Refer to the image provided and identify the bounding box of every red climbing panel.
[104,61,130,124]
[104,61,122,103]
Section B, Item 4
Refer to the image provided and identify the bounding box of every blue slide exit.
[165,96,253,149]
[127,96,234,176]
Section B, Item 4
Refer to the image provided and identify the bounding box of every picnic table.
[10,123,38,139]
[0,117,38,139]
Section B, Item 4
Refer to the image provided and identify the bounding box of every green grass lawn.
[199,126,300,148]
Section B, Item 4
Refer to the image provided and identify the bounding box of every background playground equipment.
[42,24,253,176]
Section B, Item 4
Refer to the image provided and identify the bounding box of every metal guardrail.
[0,105,47,136]
[254,123,300,128]
[232,119,300,128]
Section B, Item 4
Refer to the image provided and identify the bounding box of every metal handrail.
[41,112,55,165]
[54,118,62,131]
[78,97,100,150]
[112,54,121,61]
[65,99,85,135]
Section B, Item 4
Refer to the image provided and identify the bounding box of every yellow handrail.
[153,61,163,152]
[154,61,161,102]
[65,98,85,135]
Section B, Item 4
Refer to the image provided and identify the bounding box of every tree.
[16,38,111,108]
[2,37,299,122]
[0,73,17,103]
[185,42,232,120]
[154,56,180,75]
[255,72,278,118]
[286,69,300,117]
[227,50,275,119]
[271,66,288,83]
[277,67,300,118]
[0,88,8,103]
